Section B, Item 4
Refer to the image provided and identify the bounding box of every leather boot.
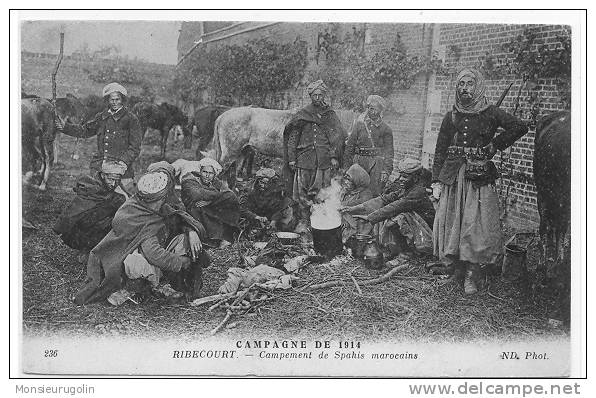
[438,261,465,285]
[464,263,479,295]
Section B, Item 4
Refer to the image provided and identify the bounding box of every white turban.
[102,82,128,98]
[397,158,422,174]
[198,157,223,176]
[306,80,328,95]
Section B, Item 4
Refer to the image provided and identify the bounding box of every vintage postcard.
[10,9,586,378]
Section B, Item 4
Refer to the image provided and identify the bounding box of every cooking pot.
[311,224,343,259]
[351,234,372,259]
[273,231,300,245]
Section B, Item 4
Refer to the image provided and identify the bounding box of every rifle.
[496,82,513,108]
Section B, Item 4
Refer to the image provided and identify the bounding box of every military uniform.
[343,116,394,195]
[62,107,143,179]
[285,104,346,221]
[433,105,528,267]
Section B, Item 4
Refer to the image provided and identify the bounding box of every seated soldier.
[180,158,241,249]
[74,162,209,306]
[53,159,128,264]
[239,168,297,239]
[338,164,374,245]
[343,158,435,259]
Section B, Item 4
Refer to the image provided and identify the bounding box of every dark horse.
[132,101,189,158]
[186,105,230,156]
[533,110,571,323]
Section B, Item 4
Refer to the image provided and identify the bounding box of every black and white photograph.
[10,9,586,378]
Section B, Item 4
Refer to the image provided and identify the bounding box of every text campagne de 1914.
[171,340,419,360]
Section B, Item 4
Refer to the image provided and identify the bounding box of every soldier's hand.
[288,161,296,170]
[331,158,339,169]
[194,200,210,208]
[353,214,369,221]
[180,256,192,271]
[431,182,443,201]
[54,118,65,131]
[380,172,389,184]
[188,230,202,260]
[338,206,352,213]
[482,142,497,159]
[256,216,268,225]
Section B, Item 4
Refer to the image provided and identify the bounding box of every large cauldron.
[311,223,343,259]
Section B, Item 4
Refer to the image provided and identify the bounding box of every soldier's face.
[457,76,476,104]
[101,173,121,190]
[310,89,326,107]
[108,92,123,111]
[342,175,355,191]
[367,103,382,119]
[200,166,216,185]
[256,177,271,191]
[397,172,414,189]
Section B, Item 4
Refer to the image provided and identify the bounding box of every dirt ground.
[20,131,569,342]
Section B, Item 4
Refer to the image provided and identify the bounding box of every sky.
[20,21,182,65]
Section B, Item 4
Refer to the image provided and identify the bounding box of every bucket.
[311,225,343,259]
[350,234,372,259]
[502,235,530,280]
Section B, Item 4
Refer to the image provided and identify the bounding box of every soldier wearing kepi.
[55,82,143,193]
[432,68,528,295]
[284,80,347,231]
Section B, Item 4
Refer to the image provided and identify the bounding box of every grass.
[21,131,569,342]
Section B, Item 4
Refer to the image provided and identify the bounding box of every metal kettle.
[363,238,385,270]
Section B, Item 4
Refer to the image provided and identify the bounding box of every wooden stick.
[349,275,363,295]
[190,291,236,307]
[209,285,256,336]
[210,309,232,336]
[51,32,64,164]
[309,263,410,291]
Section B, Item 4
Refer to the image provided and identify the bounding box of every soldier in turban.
[343,94,395,196]
[74,162,208,306]
[432,68,527,294]
[343,158,435,260]
[283,80,347,232]
[239,168,296,238]
[56,82,142,193]
[180,157,240,248]
[53,159,128,264]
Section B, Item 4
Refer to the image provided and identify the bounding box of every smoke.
[310,177,343,230]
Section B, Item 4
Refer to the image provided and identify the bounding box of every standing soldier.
[343,95,394,195]
[56,82,142,193]
[284,80,347,230]
[432,68,528,295]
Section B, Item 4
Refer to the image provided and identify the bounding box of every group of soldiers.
[52,66,528,306]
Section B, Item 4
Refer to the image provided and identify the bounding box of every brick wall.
[177,22,570,229]
[21,51,176,101]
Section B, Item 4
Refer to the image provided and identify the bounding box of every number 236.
[44,350,58,357]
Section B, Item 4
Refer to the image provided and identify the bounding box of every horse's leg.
[160,127,168,159]
[39,139,52,191]
[245,148,255,178]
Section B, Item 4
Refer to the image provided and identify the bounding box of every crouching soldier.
[74,162,209,306]
[239,168,297,238]
[343,158,435,260]
[338,164,374,245]
[53,159,128,264]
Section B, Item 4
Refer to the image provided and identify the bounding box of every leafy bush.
[308,28,445,111]
[174,38,308,106]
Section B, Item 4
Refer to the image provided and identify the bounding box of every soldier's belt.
[355,147,381,156]
[447,146,489,161]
